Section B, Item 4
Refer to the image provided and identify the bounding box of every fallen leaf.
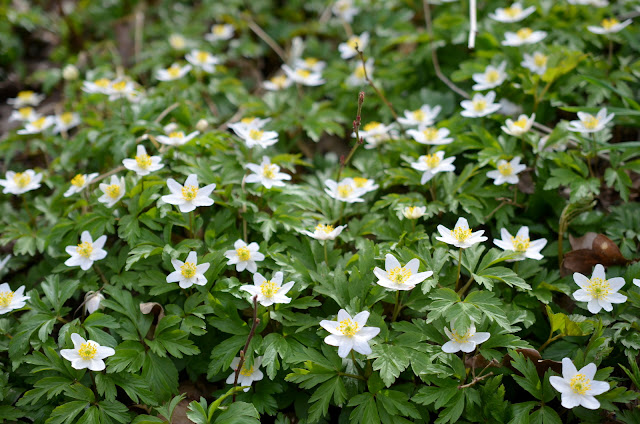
[561,233,628,276]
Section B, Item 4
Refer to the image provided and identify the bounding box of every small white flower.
[588,18,631,35]
[240,271,294,306]
[185,50,220,73]
[549,358,609,409]
[397,105,441,127]
[402,206,426,220]
[169,34,188,50]
[0,283,29,314]
[224,239,265,274]
[324,178,367,203]
[98,175,126,208]
[442,323,490,353]
[567,108,614,134]
[460,91,502,118]
[53,112,81,134]
[166,251,210,289]
[62,64,79,80]
[123,145,164,176]
[84,291,104,315]
[350,177,379,194]
[436,217,487,249]
[82,78,112,95]
[282,65,325,86]
[294,57,327,73]
[9,107,40,122]
[332,0,359,23]
[502,114,535,136]
[486,156,526,185]
[64,173,99,197]
[60,333,115,371]
[161,174,215,213]
[319,309,380,358]
[567,0,608,7]
[407,127,453,146]
[521,52,548,75]
[373,254,433,291]
[356,122,395,149]
[264,75,293,91]
[156,130,199,146]
[205,24,235,42]
[105,79,137,101]
[488,3,536,23]
[225,357,263,392]
[494,226,547,261]
[472,61,507,91]
[64,231,108,271]
[0,170,43,195]
[245,156,292,189]
[634,279,640,288]
[156,63,192,81]
[339,32,370,59]
[410,151,456,184]
[7,91,44,108]
[233,127,279,149]
[17,116,55,135]
[229,117,272,133]
[302,224,347,241]
[346,59,374,86]
[195,119,209,132]
[573,264,627,314]
[502,28,547,46]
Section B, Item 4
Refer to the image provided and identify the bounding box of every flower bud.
[402,205,426,220]
[195,119,209,132]
[84,291,105,315]
[62,64,79,81]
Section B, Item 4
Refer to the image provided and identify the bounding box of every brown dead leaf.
[517,170,535,194]
[561,233,628,276]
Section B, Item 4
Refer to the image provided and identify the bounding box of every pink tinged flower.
[166,251,210,289]
[442,323,490,353]
[240,271,294,307]
[64,231,108,271]
[572,264,627,314]
[493,226,547,261]
[225,356,264,392]
[224,239,265,274]
[319,309,380,358]
[60,333,115,371]
[373,254,433,291]
[549,358,609,409]
[436,217,487,249]
[161,174,215,213]
[0,283,30,315]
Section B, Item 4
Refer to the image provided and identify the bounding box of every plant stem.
[454,248,463,291]
[457,276,475,297]
[351,351,366,378]
[233,295,260,402]
[324,240,329,265]
[539,333,564,352]
[336,92,365,182]
[391,291,403,322]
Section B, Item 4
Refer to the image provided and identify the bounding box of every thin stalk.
[336,92,365,182]
[454,248,463,291]
[355,47,402,125]
[233,296,260,402]
[391,291,402,322]
[324,240,329,265]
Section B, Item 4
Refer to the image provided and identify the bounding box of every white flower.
[282,65,325,86]
[549,358,609,409]
[460,91,502,118]
[60,333,115,371]
[9,107,40,122]
[264,75,293,91]
[488,3,536,23]
[407,127,453,145]
[332,0,359,22]
[324,178,366,203]
[494,227,547,261]
[373,254,433,291]
[402,206,426,220]
[64,231,108,271]
[634,279,640,288]
[502,28,547,46]
[169,34,188,50]
[410,151,456,184]
[588,18,631,34]
[166,251,210,289]
[319,309,380,357]
[156,63,192,81]
[156,130,199,146]
[486,156,526,185]
[0,170,43,195]
[84,291,104,315]
[356,122,394,149]
[205,24,235,42]
[123,145,164,176]
[7,91,44,108]
[224,239,265,274]
[472,61,507,91]
[0,283,29,314]
[229,117,272,133]
[233,127,279,149]
[502,114,535,136]
[53,112,81,134]
[350,177,379,194]
[240,271,294,306]
[64,173,99,197]
[82,78,112,95]
[245,156,291,189]
[442,323,490,353]
[436,217,487,249]
[302,224,347,241]
[567,108,614,134]
[62,64,79,80]
[105,79,137,101]
[161,174,215,213]
[347,59,374,86]
[339,32,370,59]
[17,116,55,134]
[397,105,441,127]
[521,52,548,75]
[185,50,220,73]
[567,0,607,6]
[572,264,627,314]
[294,57,327,73]
[98,175,126,208]
[225,357,263,392]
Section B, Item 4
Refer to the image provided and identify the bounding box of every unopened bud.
[358,91,365,104]
[62,64,79,81]
[340,155,346,165]
[196,119,209,132]
[84,291,105,315]
[358,137,364,145]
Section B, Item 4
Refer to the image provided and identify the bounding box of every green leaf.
[348,393,381,424]
[46,401,89,424]
[214,401,260,424]
[370,344,411,387]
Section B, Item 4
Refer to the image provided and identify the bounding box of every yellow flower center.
[405,206,418,218]
[337,184,353,198]
[181,185,199,201]
[169,34,186,49]
[498,163,513,176]
[511,236,531,252]
[472,99,487,112]
[517,28,533,39]
[78,342,97,360]
[363,122,381,132]
[533,53,548,68]
[95,78,111,88]
[135,154,152,169]
[76,241,93,258]
[305,58,319,67]
[271,75,288,87]
[353,177,368,188]
[241,117,256,124]
[486,70,500,83]
[354,65,366,79]
[180,262,197,278]
[239,365,254,376]
[19,107,33,118]
[60,112,74,125]
[106,184,121,199]
[347,36,361,50]
[453,225,472,242]
[388,266,412,284]
[570,374,592,395]
[337,318,360,336]
[249,129,264,140]
[422,127,439,141]
[422,153,441,168]
[450,328,471,343]
[167,66,182,78]
[0,290,15,308]
[582,115,600,130]
[13,172,31,188]
[111,81,127,91]
[316,224,335,234]
[236,247,251,261]
[601,18,619,30]
[71,174,86,187]
[31,117,47,130]
[296,69,311,78]
[260,280,280,297]
[504,5,522,18]
[586,277,611,300]
[169,131,185,139]
[18,91,34,100]
[262,164,276,179]
[196,51,209,63]
[213,25,227,35]
[412,109,426,121]
[513,117,529,129]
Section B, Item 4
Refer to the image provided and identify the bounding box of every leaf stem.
[454,248,463,291]
[233,295,260,402]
